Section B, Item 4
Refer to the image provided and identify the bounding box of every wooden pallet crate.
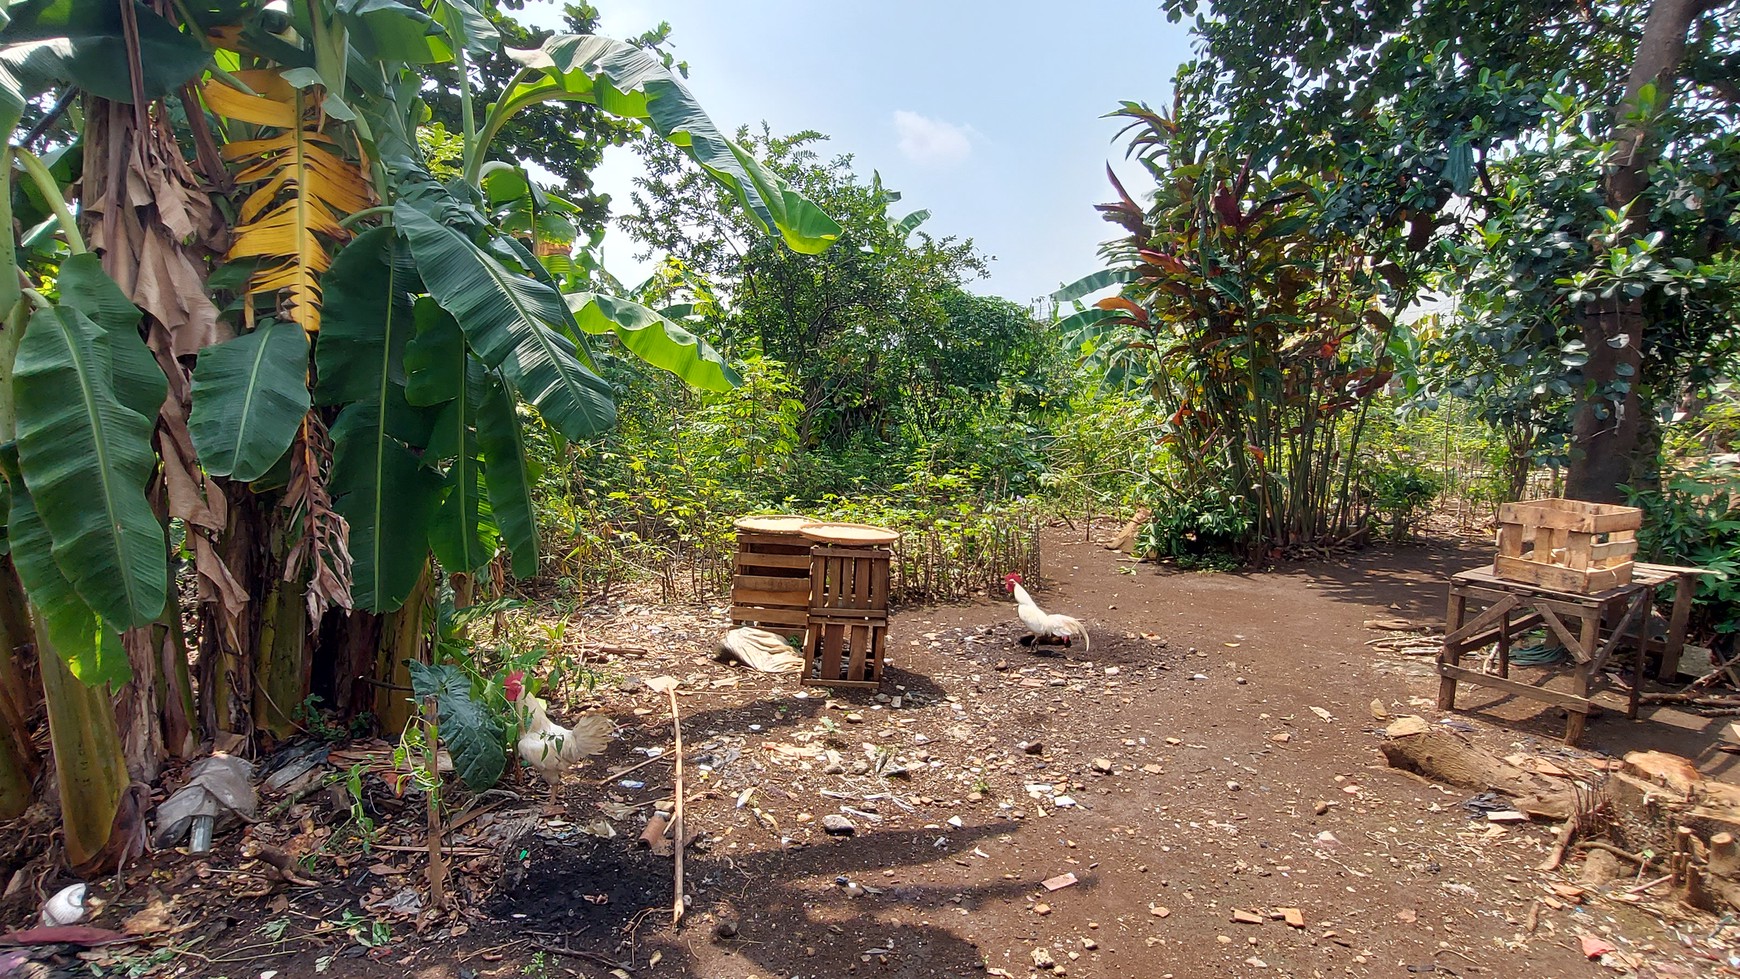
[1494,498,1642,594]
[730,515,816,640]
[801,529,895,688]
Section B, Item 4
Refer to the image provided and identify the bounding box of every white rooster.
[1003,573,1090,652]
[505,671,614,804]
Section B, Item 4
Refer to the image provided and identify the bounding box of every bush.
[1625,462,1740,636]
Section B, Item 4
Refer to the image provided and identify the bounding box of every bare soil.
[26,527,1740,978]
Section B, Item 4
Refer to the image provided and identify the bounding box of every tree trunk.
[0,559,39,818]
[253,566,311,743]
[38,628,131,872]
[198,482,263,744]
[373,560,433,736]
[1565,0,1705,501]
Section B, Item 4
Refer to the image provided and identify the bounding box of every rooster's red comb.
[504,670,526,702]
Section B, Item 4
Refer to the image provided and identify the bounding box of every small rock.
[1580,848,1624,887]
[1279,907,1305,928]
[1141,763,1163,774]
[947,816,965,829]
[1034,903,1052,916]
[890,696,903,709]
[822,814,856,836]
[1227,780,1242,792]
[1081,937,1097,950]
[1031,947,1057,970]
[1244,956,1268,968]
[995,660,1010,671]
[1023,741,1045,755]
[845,712,865,724]
[714,920,739,939]
[1052,795,1077,808]
[1092,758,1114,774]
[1235,676,1248,685]
[1231,909,1264,925]
[1313,800,1331,815]
[1190,673,1209,681]
[1271,732,1291,744]
[1150,905,1171,918]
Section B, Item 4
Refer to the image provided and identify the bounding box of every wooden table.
[1435,563,1700,744]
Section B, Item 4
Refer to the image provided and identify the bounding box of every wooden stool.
[1437,565,1654,744]
[730,515,816,640]
[800,523,896,689]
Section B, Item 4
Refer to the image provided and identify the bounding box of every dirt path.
[60,530,1738,978]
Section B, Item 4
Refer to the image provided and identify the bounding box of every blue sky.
[517,1,1194,307]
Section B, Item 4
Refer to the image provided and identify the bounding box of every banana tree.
[0,0,837,864]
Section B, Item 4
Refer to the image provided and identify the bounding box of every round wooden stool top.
[733,515,817,536]
[800,522,900,546]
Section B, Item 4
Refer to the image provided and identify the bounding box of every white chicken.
[1003,573,1091,652]
[505,672,614,804]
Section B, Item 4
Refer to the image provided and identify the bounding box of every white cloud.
[892,110,974,166]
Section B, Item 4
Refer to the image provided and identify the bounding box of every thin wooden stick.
[668,683,685,925]
[597,752,674,784]
[1539,812,1580,871]
[422,696,447,911]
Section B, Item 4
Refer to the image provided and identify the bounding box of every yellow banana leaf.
[203,68,372,334]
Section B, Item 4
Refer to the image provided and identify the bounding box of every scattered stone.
[1191,673,1209,681]
[822,814,856,836]
[1053,795,1077,808]
[1580,849,1624,887]
[845,712,865,724]
[1042,872,1079,891]
[1031,947,1057,970]
[714,920,739,939]
[1309,706,1335,722]
[1092,758,1114,774]
[1236,676,1248,685]
[1081,937,1097,950]
[1227,780,1242,792]
[1150,905,1171,918]
[947,816,965,829]
[1486,810,1529,824]
[1383,715,1430,737]
[890,696,903,709]
[1142,764,1163,774]
[1271,732,1291,744]
[1279,907,1305,928]
[1034,903,1052,916]
[1023,741,1045,755]
[1244,956,1268,968]
[1313,800,1331,816]
[1232,909,1265,925]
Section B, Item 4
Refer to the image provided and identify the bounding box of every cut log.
[1106,508,1151,554]
[1378,729,1575,819]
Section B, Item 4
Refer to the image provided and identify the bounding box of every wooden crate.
[1494,499,1642,594]
[730,516,816,640]
[802,542,893,688]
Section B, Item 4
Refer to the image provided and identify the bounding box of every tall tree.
[1161,0,1740,501]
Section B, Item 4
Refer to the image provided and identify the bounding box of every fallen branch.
[1539,812,1580,872]
[647,676,686,926]
[597,752,675,785]
[1574,840,1657,869]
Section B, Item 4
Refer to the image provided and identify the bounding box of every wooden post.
[1566,610,1602,745]
[1628,590,1652,719]
[1436,585,1467,710]
[1660,573,1694,681]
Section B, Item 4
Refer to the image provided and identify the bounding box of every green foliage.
[407,660,505,792]
[1367,459,1444,541]
[1626,463,1740,635]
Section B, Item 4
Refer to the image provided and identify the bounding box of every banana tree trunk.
[373,560,432,736]
[254,567,311,742]
[38,625,130,871]
[197,483,262,742]
[0,558,39,817]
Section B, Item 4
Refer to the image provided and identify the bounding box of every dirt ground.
[25,527,1740,978]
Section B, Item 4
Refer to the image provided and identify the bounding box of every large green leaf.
[320,229,441,612]
[491,34,840,255]
[337,0,449,64]
[1051,268,1138,303]
[409,306,499,573]
[395,203,617,442]
[567,292,740,392]
[0,1,209,110]
[2,463,128,688]
[476,374,538,579]
[189,321,312,482]
[328,400,442,612]
[408,661,505,791]
[13,303,166,628]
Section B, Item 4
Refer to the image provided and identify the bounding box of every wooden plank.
[1450,610,1545,654]
[732,574,811,593]
[730,606,809,626]
[732,586,815,607]
[808,546,895,559]
[869,556,890,611]
[735,552,813,570]
[847,623,869,682]
[1435,663,1594,712]
[1662,574,1695,681]
[1634,561,1719,576]
[823,622,845,683]
[1444,594,1520,646]
[1497,524,1524,558]
[1536,604,1587,662]
[1594,590,1651,668]
[1494,555,1631,594]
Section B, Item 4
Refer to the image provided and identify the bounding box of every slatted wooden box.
[801,523,896,689]
[1494,499,1642,594]
[730,515,817,640]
